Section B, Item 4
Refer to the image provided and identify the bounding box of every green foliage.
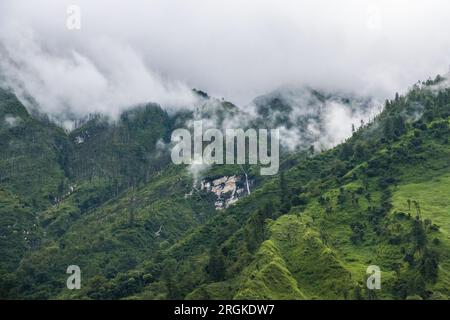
[1,78,450,300]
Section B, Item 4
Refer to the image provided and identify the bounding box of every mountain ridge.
[1,76,449,299]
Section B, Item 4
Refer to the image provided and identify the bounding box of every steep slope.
[1,76,449,300]
[67,104,173,186]
[0,89,70,293]
[0,89,243,299]
[0,88,70,208]
[131,76,450,300]
[233,79,450,300]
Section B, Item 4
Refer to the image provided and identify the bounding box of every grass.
[234,238,306,300]
[391,172,450,295]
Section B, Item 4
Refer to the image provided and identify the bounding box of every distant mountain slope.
[250,86,378,151]
[0,88,69,208]
[0,76,449,300]
[136,76,450,300]
[67,104,172,186]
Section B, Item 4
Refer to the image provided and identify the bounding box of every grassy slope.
[391,172,450,295]
[233,120,450,300]
[164,83,450,300]
[1,80,450,300]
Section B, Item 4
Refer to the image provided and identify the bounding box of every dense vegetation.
[0,75,449,300]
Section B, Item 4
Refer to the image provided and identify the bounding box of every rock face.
[199,175,252,210]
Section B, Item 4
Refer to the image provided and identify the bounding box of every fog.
[1,0,450,122]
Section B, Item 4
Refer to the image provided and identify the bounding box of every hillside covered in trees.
[0,75,450,300]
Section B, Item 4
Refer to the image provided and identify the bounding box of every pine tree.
[207,247,226,281]
[279,172,292,214]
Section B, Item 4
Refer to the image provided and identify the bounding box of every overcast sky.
[1,0,450,120]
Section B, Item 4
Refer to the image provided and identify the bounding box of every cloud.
[3,115,21,127]
[1,0,450,123]
[319,101,370,148]
[0,10,197,123]
[249,86,381,151]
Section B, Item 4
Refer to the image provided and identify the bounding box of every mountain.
[0,76,449,300]
[251,86,377,151]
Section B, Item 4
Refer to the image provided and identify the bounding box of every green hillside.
[0,76,449,300]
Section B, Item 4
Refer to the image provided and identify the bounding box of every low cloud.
[3,115,21,127]
[247,86,381,151]
[0,19,197,124]
[1,0,449,128]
